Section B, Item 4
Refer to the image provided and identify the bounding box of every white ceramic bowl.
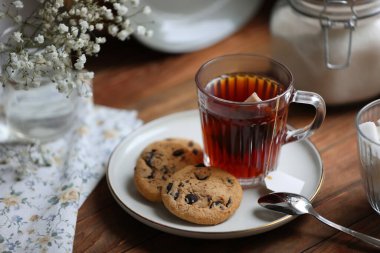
[133,0,263,53]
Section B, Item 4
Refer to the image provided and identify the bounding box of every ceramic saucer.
[106,110,323,239]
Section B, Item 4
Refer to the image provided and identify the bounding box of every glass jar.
[2,79,81,142]
[270,0,380,105]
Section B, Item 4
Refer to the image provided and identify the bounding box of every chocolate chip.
[226,178,234,185]
[178,182,184,187]
[192,149,198,155]
[214,200,222,206]
[166,183,173,193]
[195,163,205,167]
[173,192,179,200]
[185,193,199,204]
[188,141,194,147]
[226,197,232,207]
[195,172,209,180]
[172,149,185,157]
[212,201,226,210]
[143,150,156,167]
[209,201,222,208]
[161,166,169,174]
[146,170,155,179]
[210,200,224,209]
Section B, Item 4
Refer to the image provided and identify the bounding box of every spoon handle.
[311,211,380,248]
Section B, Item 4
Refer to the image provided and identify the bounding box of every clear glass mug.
[356,99,380,214]
[195,54,326,187]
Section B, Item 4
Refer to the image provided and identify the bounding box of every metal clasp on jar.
[319,0,357,70]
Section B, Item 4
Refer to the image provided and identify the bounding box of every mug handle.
[285,90,326,143]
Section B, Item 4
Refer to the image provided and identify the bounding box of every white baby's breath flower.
[114,16,123,23]
[92,44,100,53]
[102,7,114,20]
[34,34,44,44]
[117,30,129,40]
[58,23,69,33]
[108,25,119,36]
[12,1,24,8]
[74,54,86,70]
[143,6,152,15]
[55,0,64,8]
[95,37,106,44]
[71,27,79,37]
[136,25,146,35]
[1,0,153,96]
[95,23,104,30]
[114,3,128,16]
[131,0,140,7]
[80,7,88,16]
[122,19,131,28]
[12,32,23,43]
[146,29,154,37]
[79,20,89,31]
[69,8,75,15]
[82,71,94,79]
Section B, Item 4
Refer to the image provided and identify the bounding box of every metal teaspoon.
[258,192,380,248]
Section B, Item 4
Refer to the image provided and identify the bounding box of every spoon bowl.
[258,192,312,216]
[258,192,380,248]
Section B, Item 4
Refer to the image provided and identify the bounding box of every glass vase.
[2,80,81,142]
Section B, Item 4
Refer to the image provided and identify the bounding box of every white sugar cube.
[244,92,262,103]
[264,171,304,194]
[359,122,380,143]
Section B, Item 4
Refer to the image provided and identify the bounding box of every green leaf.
[61,183,73,191]
[48,196,59,205]
[61,202,69,208]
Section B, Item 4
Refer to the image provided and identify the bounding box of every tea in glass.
[196,54,326,186]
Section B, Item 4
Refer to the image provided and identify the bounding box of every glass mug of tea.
[196,54,326,187]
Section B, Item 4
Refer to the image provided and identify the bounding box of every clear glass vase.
[2,80,80,142]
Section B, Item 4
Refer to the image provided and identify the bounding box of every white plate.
[107,110,323,239]
[133,0,263,53]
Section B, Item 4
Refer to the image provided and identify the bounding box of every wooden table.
[74,2,380,252]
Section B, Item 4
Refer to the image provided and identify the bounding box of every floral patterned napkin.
[0,101,142,253]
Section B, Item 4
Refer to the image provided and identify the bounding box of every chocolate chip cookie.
[161,165,243,225]
[134,138,203,202]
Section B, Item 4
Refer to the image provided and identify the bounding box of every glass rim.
[356,99,380,146]
[195,53,295,106]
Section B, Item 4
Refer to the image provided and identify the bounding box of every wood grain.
[74,1,380,252]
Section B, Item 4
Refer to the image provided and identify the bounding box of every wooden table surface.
[74,2,380,252]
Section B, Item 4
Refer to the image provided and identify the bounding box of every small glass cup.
[195,54,326,187]
[356,99,380,214]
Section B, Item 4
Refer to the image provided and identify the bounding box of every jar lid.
[289,0,380,20]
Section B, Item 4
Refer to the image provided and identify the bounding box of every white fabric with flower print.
[0,102,142,252]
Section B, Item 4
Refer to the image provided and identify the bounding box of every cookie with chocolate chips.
[134,138,203,202]
[161,165,243,225]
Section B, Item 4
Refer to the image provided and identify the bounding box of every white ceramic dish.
[106,110,323,239]
[133,0,263,53]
